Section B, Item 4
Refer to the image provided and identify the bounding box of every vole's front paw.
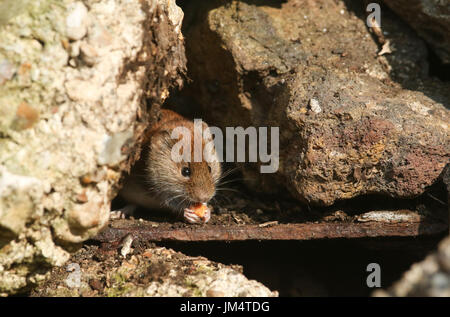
[110,204,137,220]
[183,203,211,224]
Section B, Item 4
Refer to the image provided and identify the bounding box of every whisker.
[216,187,239,193]
[213,193,233,205]
[164,194,184,206]
[219,167,240,179]
[176,196,193,218]
[217,178,244,186]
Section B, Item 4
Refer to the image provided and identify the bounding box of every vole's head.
[146,122,221,211]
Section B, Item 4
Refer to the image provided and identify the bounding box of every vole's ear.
[159,129,171,139]
[202,123,214,142]
[152,130,174,150]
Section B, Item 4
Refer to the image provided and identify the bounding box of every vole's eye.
[208,165,211,173]
[181,167,191,177]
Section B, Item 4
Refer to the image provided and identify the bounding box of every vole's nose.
[193,190,214,203]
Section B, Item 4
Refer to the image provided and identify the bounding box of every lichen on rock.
[0,0,186,295]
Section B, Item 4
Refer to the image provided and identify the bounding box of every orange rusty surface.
[93,218,448,243]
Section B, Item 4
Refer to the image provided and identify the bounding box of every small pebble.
[206,289,225,297]
[0,60,15,84]
[89,279,104,291]
[309,98,322,113]
[80,42,98,66]
[69,41,81,57]
[120,234,134,257]
[66,2,88,41]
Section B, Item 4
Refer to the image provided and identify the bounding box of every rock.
[0,0,29,26]
[65,79,102,101]
[184,0,450,206]
[0,0,186,295]
[66,2,89,41]
[0,59,15,84]
[79,42,98,66]
[308,98,321,114]
[97,131,134,166]
[437,237,450,272]
[0,166,44,238]
[31,245,278,297]
[384,0,450,64]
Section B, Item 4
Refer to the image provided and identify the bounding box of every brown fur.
[145,109,221,211]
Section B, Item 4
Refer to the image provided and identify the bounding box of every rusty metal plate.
[92,212,448,243]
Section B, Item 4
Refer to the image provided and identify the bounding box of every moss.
[47,286,80,297]
[193,264,214,275]
[103,271,135,297]
[0,0,30,25]
[104,283,134,297]
[111,272,127,285]
[184,277,203,297]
